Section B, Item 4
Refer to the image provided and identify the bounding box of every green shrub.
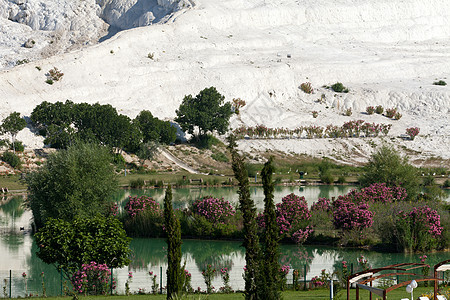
[331,82,348,93]
[2,151,21,169]
[211,152,229,162]
[375,105,384,114]
[433,80,447,86]
[444,179,450,188]
[130,178,145,188]
[422,175,435,187]
[344,108,352,116]
[320,172,334,184]
[9,141,24,152]
[337,175,346,184]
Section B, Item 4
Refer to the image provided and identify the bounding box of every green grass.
[24,287,446,300]
[0,174,27,191]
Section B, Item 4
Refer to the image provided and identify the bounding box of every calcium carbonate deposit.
[0,0,449,164]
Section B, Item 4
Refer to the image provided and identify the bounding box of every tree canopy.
[359,146,419,200]
[35,216,131,278]
[175,87,232,138]
[134,110,176,145]
[1,112,27,152]
[26,142,118,229]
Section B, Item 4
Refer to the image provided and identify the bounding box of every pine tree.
[228,136,260,300]
[164,185,183,299]
[259,157,281,299]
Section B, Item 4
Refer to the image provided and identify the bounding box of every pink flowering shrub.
[191,196,237,237]
[405,127,420,140]
[125,195,161,218]
[311,197,331,212]
[396,205,443,252]
[385,108,397,118]
[366,106,375,115]
[71,262,115,295]
[311,269,332,288]
[124,195,164,237]
[343,183,407,204]
[258,193,312,244]
[279,265,291,290]
[332,198,374,230]
[192,196,236,224]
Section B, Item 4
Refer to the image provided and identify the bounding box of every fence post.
[160,266,162,294]
[9,270,11,299]
[60,271,63,296]
[110,268,113,295]
[330,278,333,300]
[351,263,353,275]
[396,269,399,285]
[304,265,307,291]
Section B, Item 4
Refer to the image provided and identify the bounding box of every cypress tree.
[164,185,183,299]
[259,157,281,299]
[228,136,260,300]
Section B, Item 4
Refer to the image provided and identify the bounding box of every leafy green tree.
[259,157,281,299]
[35,216,131,278]
[359,146,419,200]
[228,136,260,300]
[175,87,232,139]
[26,142,118,229]
[135,110,176,144]
[30,100,75,130]
[164,185,184,299]
[1,112,27,153]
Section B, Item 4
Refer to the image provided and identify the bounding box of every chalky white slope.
[0,0,449,164]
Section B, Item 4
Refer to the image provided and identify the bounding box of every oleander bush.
[375,105,384,114]
[300,82,314,94]
[385,108,397,118]
[366,106,375,115]
[406,127,420,140]
[123,195,164,237]
[231,120,392,139]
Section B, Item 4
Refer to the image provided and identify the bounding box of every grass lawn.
[27,286,445,299]
[0,174,27,191]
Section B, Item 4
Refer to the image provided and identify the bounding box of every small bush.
[232,98,246,114]
[405,127,420,140]
[47,67,64,81]
[2,151,21,169]
[300,82,314,94]
[385,108,397,118]
[337,175,346,184]
[312,111,318,118]
[433,80,447,86]
[344,108,352,116]
[130,178,145,188]
[16,59,29,66]
[331,82,348,93]
[366,106,375,115]
[10,141,24,152]
[394,112,402,120]
[375,105,384,114]
[320,172,334,184]
[147,52,154,60]
[443,179,450,188]
[45,79,54,85]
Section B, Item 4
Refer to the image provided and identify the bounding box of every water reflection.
[114,185,357,209]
